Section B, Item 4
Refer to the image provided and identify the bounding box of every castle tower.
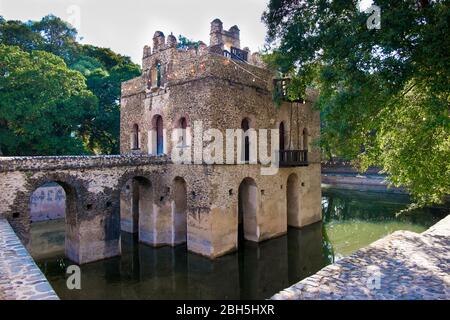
[153,31,166,52]
[210,18,224,48]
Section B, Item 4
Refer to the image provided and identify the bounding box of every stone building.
[0,19,321,264]
[119,19,321,259]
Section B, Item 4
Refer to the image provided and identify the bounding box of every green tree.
[263,0,449,207]
[177,35,202,50]
[0,15,141,154]
[0,45,97,156]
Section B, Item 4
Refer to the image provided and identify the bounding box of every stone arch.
[171,176,187,245]
[173,115,191,148]
[287,173,300,226]
[25,176,80,262]
[150,60,163,88]
[119,175,153,241]
[238,177,259,242]
[150,114,165,155]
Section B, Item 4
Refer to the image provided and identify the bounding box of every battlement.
[141,19,265,69]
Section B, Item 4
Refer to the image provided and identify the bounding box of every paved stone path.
[272,215,450,300]
[0,219,59,300]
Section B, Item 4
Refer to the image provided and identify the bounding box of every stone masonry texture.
[0,219,58,300]
[272,215,450,300]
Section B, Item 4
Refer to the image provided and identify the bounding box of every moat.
[32,188,447,300]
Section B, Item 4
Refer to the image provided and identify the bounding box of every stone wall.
[30,184,65,222]
[0,154,321,264]
[0,155,168,264]
[0,219,58,300]
[272,215,450,300]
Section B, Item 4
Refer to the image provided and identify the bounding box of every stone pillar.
[167,34,177,48]
[153,31,166,52]
[228,25,241,49]
[209,18,224,48]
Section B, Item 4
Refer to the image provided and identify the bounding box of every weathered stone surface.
[0,219,58,300]
[0,19,322,264]
[272,215,450,300]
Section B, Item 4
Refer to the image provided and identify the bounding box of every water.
[33,188,447,300]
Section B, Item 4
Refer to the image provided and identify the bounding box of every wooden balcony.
[278,150,308,167]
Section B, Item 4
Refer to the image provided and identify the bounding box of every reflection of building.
[119,19,322,259]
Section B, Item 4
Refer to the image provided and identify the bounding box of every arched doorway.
[172,177,187,245]
[241,118,250,162]
[287,174,300,226]
[238,177,258,242]
[120,177,153,237]
[28,181,76,261]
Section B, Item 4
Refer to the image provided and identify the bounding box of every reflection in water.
[38,225,326,300]
[34,188,447,300]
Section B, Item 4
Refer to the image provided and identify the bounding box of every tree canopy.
[0,45,97,155]
[0,15,141,155]
[263,0,449,207]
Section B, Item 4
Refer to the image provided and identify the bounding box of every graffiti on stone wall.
[30,184,66,222]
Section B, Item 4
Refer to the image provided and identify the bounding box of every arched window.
[151,62,162,88]
[241,118,250,162]
[155,116,164,155]
[132,124,139,150]
[303,128,309,150]
[180,117,188,146]
[279,122,285,151]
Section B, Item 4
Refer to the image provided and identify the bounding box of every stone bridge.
[0,155,210,264]
[0,155,321,265]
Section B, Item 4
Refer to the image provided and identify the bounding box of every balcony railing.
[278,150,308,167]
[223,47,248,63]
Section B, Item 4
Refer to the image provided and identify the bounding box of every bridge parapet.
[0,154,169,172]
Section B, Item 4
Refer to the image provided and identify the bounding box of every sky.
[0,0,271,64]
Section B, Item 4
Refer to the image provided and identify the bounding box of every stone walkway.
[272,215,450,300]
[0,219,59,300]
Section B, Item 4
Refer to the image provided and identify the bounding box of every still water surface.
[34,188,447,299]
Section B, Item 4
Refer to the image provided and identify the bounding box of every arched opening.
[120,177,153,237]
[238,177,258,242]
[151,62,162,88]
[132,124,140,150]
[179,117,188,146]
[287,173,300,226]
[241,118,250,162]
[172,177,187,245]
[279,122,286,151]
[28,181,76,261]
[151,115,164,155]
[302,128,309,150]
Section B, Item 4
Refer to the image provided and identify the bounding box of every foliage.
[0,45,97,155]
[262,0,450,206]
[0,15,141,155]
[177,35,202,50]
